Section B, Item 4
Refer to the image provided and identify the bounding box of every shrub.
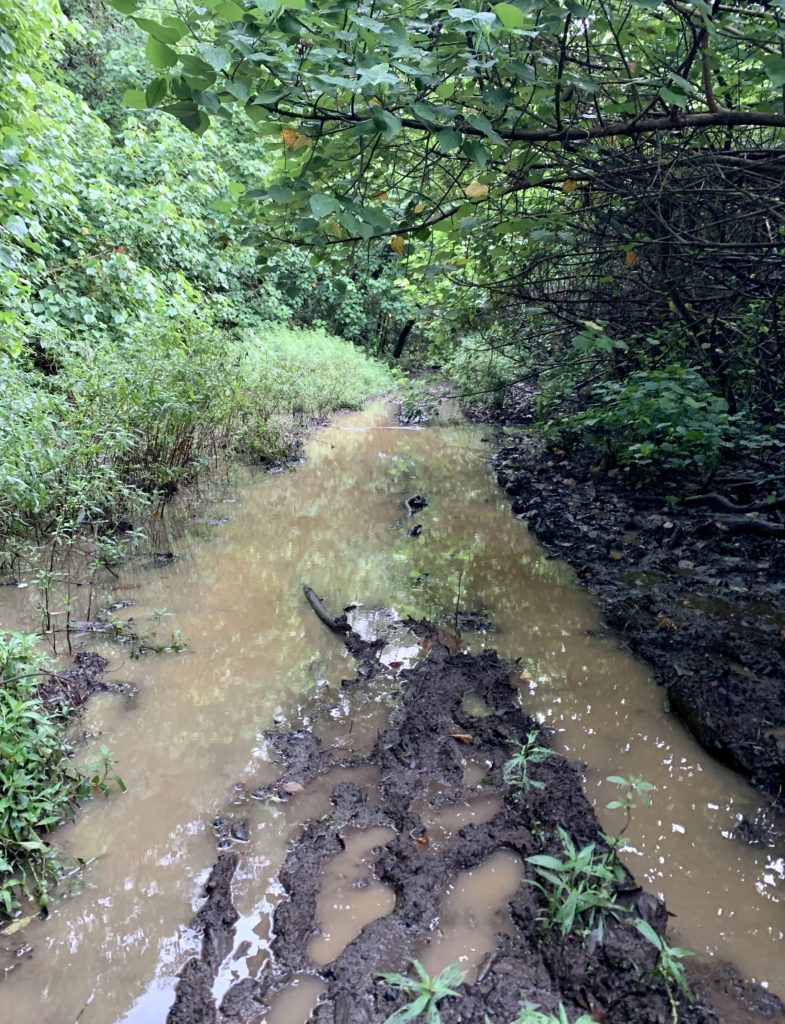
[0,632,123,914]
[557,366,733,475]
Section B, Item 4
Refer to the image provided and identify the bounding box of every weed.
[503,732,555,794]
[635,918,694,1006]
[606,774,653,840]
[0,632,125,914]
[379,960,465,1023]
[527,826,624,939]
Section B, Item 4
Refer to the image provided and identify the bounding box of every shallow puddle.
[307,826,396,967]
[417,850,523,982]
[0,401,783,1023]
[418,794,504,850]
[265,974,326,1024]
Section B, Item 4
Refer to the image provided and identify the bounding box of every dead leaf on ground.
[450,732,474,744]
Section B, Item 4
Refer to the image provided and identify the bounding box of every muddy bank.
[493,432,785,801]
[167,617,774,1024]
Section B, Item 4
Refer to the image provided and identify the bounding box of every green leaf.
[310,194,340,218]
[386,994,430,1024]
[493,2,526,28]
[659,86,687,109]
[634,917,662,948]
[357,63,398,87]
[146,36,178,69]
[122,89,148,110]
[372,109,402,141]
[133,17,188,44]
[106,0,138,12]
[145,78,168,106]
[763,55,785,88]
[461,138,488,168]
[198,43,233,72]
[215,0,247,17]
[466,112,506,146]
[437,128,463,153]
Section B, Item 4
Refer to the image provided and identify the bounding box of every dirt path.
[494,431,785,804]
[167,618,781,1024]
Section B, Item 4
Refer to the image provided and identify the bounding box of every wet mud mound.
[167,624,751,1024]
[494,435,785,799]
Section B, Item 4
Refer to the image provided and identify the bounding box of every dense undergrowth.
[0,0,394,913]
[0,0,393,570]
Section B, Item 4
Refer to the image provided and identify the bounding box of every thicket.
[111,0,784,485]
[0,0,395,567]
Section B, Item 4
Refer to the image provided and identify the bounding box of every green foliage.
[380,960,466,1023]
[448,334,519,408]
[635,918,695,1002]
[503,731,554,794]
[605,774,654,844]
[0,3,392,558]
[557,367,736,476]
[0,632,124,915]
[527,826,623,939]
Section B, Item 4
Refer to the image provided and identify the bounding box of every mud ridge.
[165,620,776,1024]
[493,432,785,800]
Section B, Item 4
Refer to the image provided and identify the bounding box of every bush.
[558,366,733,475]
[0,632,123,914]
[448,333,519,407]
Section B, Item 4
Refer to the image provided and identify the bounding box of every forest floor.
[489,417,785,808]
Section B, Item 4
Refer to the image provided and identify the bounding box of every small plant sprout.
[527,826,625,940]
[635,918,695,1007]
[606,774,654,836]
[379,960,466,1023]
[512,1002,596,1024]
[503,731,554,794]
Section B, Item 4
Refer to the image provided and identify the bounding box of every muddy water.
[417,850,524,982]
[0,401,783,1024]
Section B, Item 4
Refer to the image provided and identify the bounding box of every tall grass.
[0,323,390,560]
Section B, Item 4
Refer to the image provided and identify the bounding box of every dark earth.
[166,616,783,1024]
[492,428,785,804]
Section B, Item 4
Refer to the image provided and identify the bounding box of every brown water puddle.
[265,974,326,1024]
[417,850,523,982]
[0,401,783,1024]
[307,826,396,967]
[418,794,504,850]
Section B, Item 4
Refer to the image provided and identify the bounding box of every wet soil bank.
[493,432,785,802]
[167,619,776,1024]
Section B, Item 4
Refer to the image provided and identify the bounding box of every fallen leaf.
[609,549,625,560]
[416,835,429,846]
[464,180,489,198]
[450,732,474,744]
[658,615,677,631]
[280,127,309,149]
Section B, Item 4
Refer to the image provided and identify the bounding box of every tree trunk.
[393,319,416,359]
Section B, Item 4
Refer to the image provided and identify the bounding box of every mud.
[39,650,135,710]
[494,431,785,799]
[167,620,774,1024]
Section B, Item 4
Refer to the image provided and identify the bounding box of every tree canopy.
[112,0,785,250]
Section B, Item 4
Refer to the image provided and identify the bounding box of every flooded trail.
[1,402,783,1023]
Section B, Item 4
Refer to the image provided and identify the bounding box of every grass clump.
[380,960,465,1023]
[0,632,124,915]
